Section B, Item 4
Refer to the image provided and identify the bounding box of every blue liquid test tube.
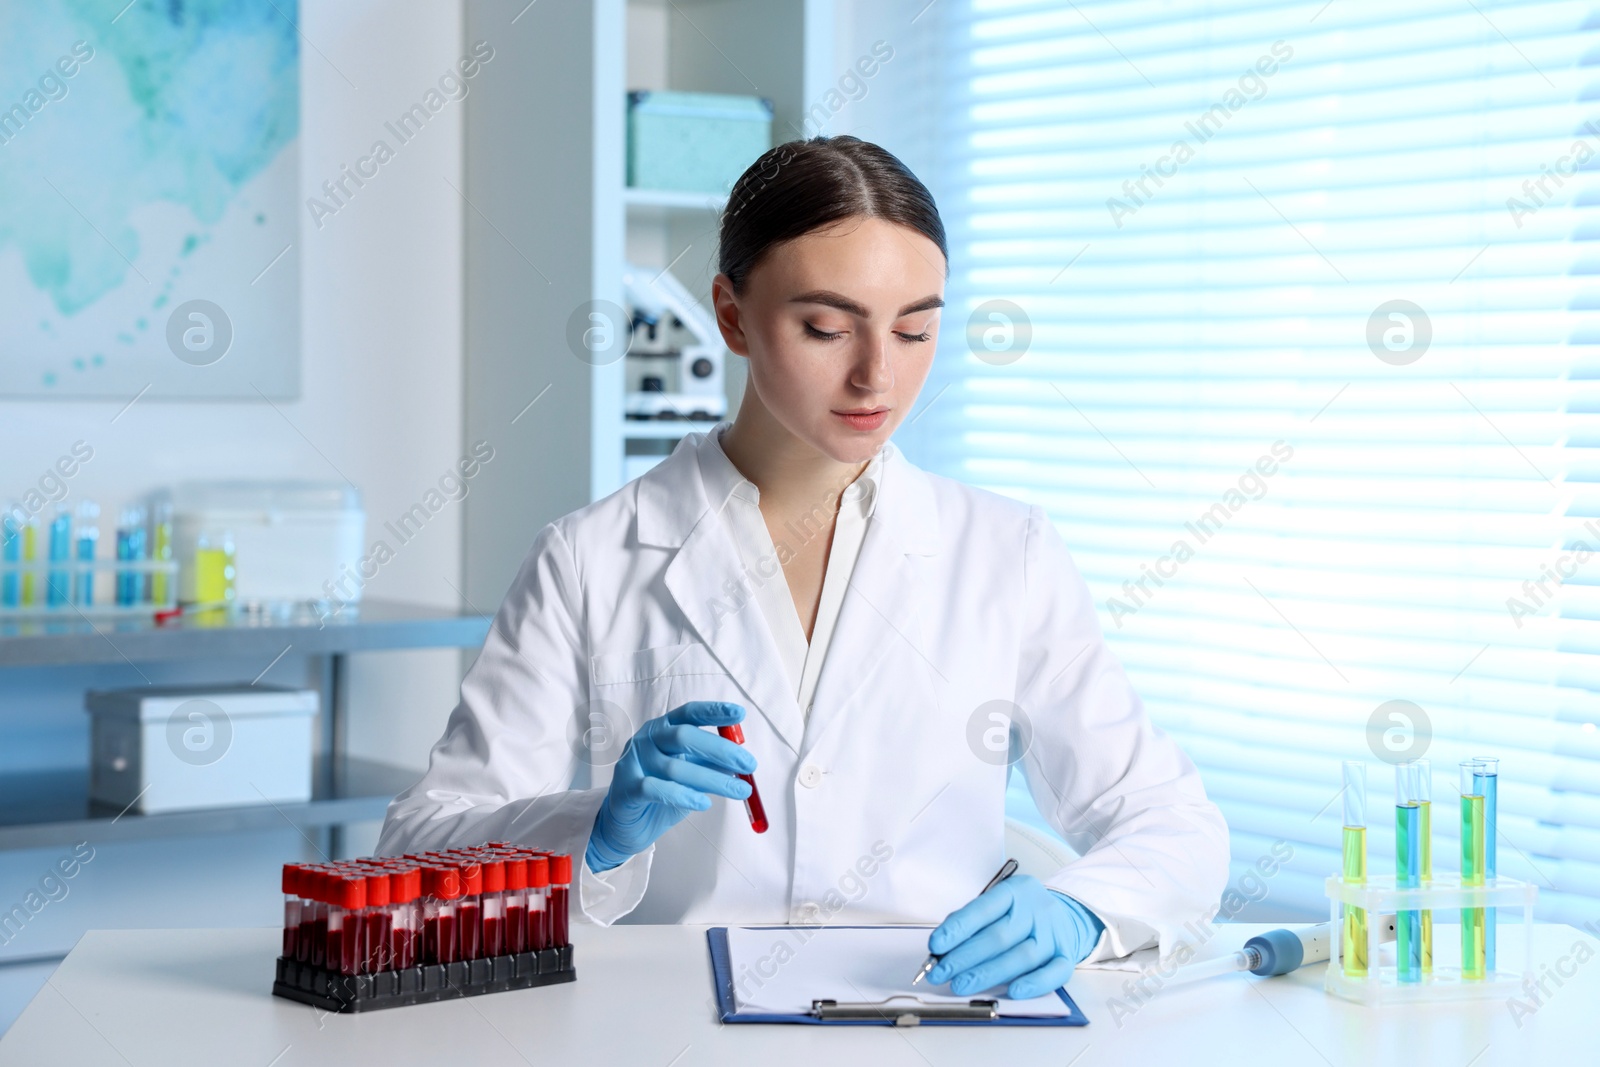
[47,505,71,606]
[1474,757,1498,973]
[1,505,19,607]
[116,506,148,606]
[75,501,99,606]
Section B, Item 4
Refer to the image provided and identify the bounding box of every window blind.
[853,0,1600,925]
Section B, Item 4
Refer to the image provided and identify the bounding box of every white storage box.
[86,685,318,814]
[164,481,365,607]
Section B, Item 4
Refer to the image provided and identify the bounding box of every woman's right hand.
[585,700,757,873]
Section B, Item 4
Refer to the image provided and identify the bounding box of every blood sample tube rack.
[272,845,575,1013]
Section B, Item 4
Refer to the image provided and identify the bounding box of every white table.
[0,922,1590,1066]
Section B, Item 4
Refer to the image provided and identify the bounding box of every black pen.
[911,857,1020,986]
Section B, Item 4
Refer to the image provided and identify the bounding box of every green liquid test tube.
[1395,762,1422,983]
[1460,760,1486,980]
[1417,758,1433,974]
[1342,760,1368,978]
[1474,757,1498,974]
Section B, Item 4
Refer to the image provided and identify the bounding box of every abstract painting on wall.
[0,0,300,398]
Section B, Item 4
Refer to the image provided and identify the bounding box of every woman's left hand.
[925,874,1105,999]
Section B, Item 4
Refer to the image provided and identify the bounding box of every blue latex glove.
[585,700,755,874]
[926,874,1106,999]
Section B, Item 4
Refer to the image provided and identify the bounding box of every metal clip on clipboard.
[811,996,1000,1025]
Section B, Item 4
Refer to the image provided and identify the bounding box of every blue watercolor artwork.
[0,0,301,397]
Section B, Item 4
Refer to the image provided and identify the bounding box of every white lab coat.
[376,430,1230,963]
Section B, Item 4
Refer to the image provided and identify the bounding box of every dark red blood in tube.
[717,724,769,833]
[549,854,571,948]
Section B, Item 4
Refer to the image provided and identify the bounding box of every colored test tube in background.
[74,501,99,606]
[149,500,173,606]
[717,723,769,833]
[1395,761,1422,983]
[1,505,20,607]
[1460,760,1487,980]
[46,504,71,606]
[1474,757,1498,973]
[1341,760,1368,978]
[19,511,38,605]
[116,505,147,605]
[1416,757,1433,974]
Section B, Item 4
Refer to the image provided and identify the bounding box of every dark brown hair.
[717,135,948,295]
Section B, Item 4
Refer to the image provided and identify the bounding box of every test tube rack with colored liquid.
[271,845,575,1013]
[1325,757,1533,1005]
[0,502,177,617]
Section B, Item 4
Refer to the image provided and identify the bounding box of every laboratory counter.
[0,922,1589,1066]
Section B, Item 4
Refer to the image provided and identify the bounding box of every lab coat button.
[797,902,821,922]
[799,764,823,788]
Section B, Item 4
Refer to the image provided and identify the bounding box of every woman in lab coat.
[378,135,1229,999]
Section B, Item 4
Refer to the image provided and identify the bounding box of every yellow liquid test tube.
[1342,760,1368,978]
[1417,757,1433,975]
[20,516,37,605]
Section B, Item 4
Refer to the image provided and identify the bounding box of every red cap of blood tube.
[501,855,527,892]
[425,866,462,901]
[549,854,572,883]
[481,858,505,895]
[394,867,422,905]
[365,870,391,908]
[332,875,367,911]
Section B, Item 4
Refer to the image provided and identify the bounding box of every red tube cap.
[526,856,549,889]
[332,875,367,910]
[549,854,572,884]
[459,862,483,897]
[365,871,391,907]
[481,858,505,894]
[425,865,462,901]
[501,856,527,892]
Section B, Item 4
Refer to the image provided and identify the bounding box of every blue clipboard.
[706,927,1088,1026]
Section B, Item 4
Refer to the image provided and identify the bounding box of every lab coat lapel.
[799,444,941,760]
[640,434,807,755]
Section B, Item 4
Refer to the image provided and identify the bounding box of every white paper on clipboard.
[725,925,1076,1018]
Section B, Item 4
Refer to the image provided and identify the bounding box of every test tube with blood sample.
[423,865,462,965]
[281,864,302,960]
[457,860,483,960]
[480,856,507,957]
[549,853,571,947]
[393,866,422,969]
[716,723,768,833]
[525,854,549,950]
[363,869,392,973]
[500,853,528,954]
[329,873,367,976]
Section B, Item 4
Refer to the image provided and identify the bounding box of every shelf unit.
[463,0,834,609]
[0,599,491,855]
